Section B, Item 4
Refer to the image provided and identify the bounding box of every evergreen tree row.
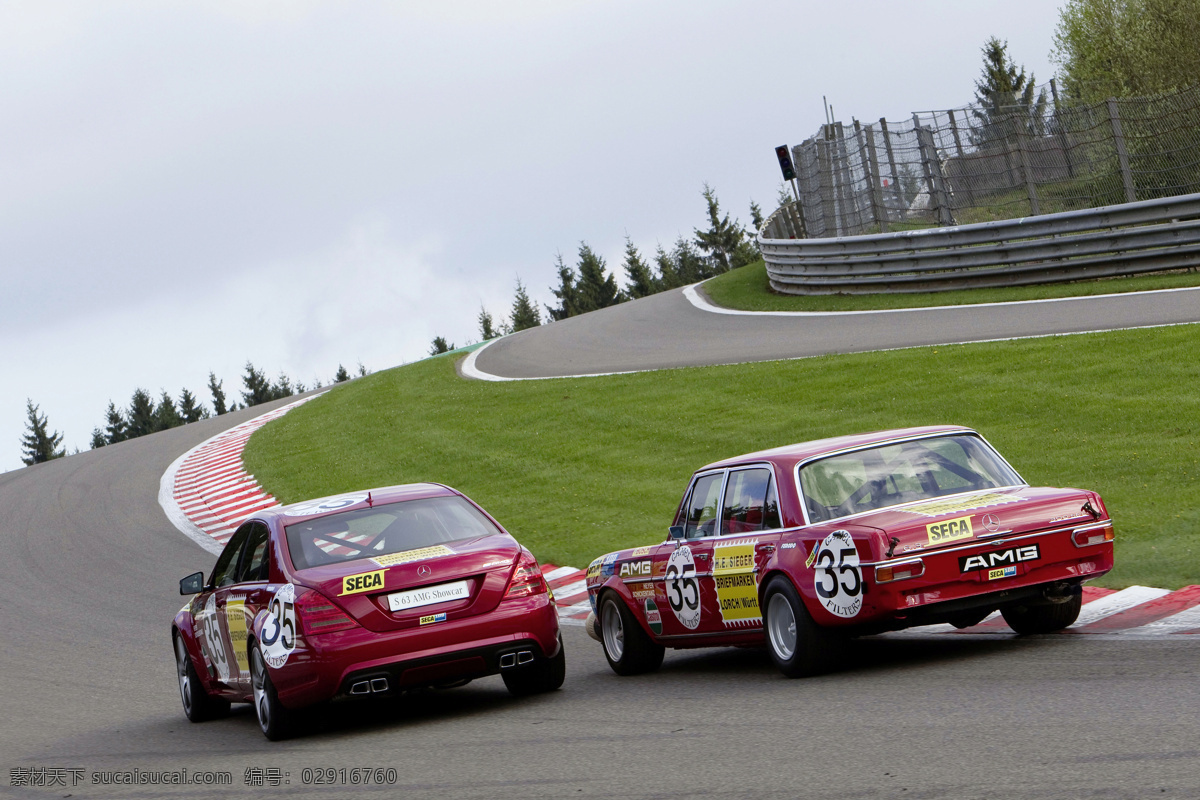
[435,184,763,351]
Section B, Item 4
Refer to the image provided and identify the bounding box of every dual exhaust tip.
[499,650,535,669]
[349,677,389,695]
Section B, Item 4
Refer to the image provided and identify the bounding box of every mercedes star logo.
[417,564,431,577]
[982,513,1000,532]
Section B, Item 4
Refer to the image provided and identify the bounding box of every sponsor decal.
[989,566,1017,580]
[665,546,701,630]
[619,560,652,579]
[261,584,297,669]
[630,546,652,557]
[586,558,603,585]
[420,613,448,625]
[224,598,251,677]
[285,494,369,516]
[200,594,231,682]
[601,552,618,577]
[812,530,863,618]
[644,598,663,635]
[959,543,1040,573]
[804,545,818,568]
[927,515,974,545]
[372,544,454,569]
[630,582,656,600]
[387,580,470,612]
[781,542,797,550]
[1049,512,1089,524]
[341,569,386,596]
[896,492,1023,518]
[713,540,761,626]
[902,543,925,552]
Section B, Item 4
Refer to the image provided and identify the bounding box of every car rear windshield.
[285,495,501,570]
[799,434,1024,523]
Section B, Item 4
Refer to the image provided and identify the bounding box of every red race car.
[172,484,563,739]
[585,426,1115,677]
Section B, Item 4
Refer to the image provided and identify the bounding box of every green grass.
[703,260,1200,313]
[243,324,1200,589]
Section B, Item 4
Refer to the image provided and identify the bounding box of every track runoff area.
[161,400,1200,639]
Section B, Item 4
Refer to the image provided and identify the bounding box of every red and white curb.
[156,405,1198,636]
[158,394,325,556]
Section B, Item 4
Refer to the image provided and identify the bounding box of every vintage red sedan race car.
[585,426,1115,677]
[172,484,563,739]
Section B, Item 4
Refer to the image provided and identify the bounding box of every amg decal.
[619,560,652,579]
[959,543,1040,573]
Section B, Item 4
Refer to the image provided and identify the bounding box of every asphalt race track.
[471,284,1200,378]
[4,294,1200,799]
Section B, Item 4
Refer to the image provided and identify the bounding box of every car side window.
[683,473,724,539]
[721,468,782,534]
[209,524,251,588]
[235,522,271,583]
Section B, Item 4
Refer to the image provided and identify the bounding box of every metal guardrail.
[758,192,1200,294]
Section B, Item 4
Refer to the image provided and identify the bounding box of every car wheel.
[502,635,567,696]
[174,632,230,722]
[249,641,297,741]
[763,576,834,678]
[599,593,665,676]
[1000,593,1083,635]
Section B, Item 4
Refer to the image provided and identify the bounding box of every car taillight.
[295,589,359,635]
[875,559,925,584]
[505,551,548,598]
[1072,523,1115,548]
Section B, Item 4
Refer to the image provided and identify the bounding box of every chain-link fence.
[772,81,1200,239]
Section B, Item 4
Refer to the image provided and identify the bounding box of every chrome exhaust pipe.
[517,650,534,665]
[370,678,389,693]
[499,653,517,669]
[350,681,371,695]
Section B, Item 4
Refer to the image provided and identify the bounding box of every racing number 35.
[815,547,861,599]
[665,546,702,630]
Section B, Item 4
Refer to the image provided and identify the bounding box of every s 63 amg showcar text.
[172,484,563,739]
[584,426,1114,677]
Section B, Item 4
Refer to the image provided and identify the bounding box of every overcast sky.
[2,1,1067,470]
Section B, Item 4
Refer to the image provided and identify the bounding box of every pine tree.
[970,37,1048,147]
[672,236,709,284]
[155,390,183,431]
[178,388,207,423]
[270,372,294,400]
[693,184,747,275]
[356,362,369,377]
[241,362,273,407]
[509,279,541,332]
[621,236,657,299]
[207,372,229,416]
[655,244,682,290]
[574,242,620,313]
[545,252,580,321]
[334,364,351,382]
[479,306,500,340]
[20,400,65,465]
[430,337,454,355]
[126,389,157,438]
[749,200,765,232]
[90,428,107,449]
[103,401,127,444]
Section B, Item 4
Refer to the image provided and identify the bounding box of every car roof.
[698,425,977,473]
[257,483,459,526]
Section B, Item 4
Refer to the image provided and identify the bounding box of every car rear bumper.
[271,593,559,708]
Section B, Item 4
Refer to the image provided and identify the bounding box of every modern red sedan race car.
[172,484,563,739]
[584,426,1115,677]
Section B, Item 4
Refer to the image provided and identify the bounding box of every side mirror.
[668,525,685,541]
[180,572,204,595]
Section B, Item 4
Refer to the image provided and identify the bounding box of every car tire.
[174,633,230,722]
[763,575,835,678]
[502,635,567,696]
[599,593,665,676]
[1001,593,1083,635]
[250,641,297,741]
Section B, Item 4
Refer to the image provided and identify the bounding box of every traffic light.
[775,145,796,181]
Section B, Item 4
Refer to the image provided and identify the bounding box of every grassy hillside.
[244,324,1200,589]
[703,260,1200,312]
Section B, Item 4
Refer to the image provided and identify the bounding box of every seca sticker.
[812,530,863,618]
[260,584,297,669]
[341,569,386,596]
[665,546,701,630]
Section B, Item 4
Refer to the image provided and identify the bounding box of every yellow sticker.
[630,546,652,557]
[712,540,760,626]
[341,568,386,596]
[224,599,251,676]
[927,515,974,545]
[419,613,448,625]
[898,492,1022,518]
[989,566,1017,580]
[372,545,454,568]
